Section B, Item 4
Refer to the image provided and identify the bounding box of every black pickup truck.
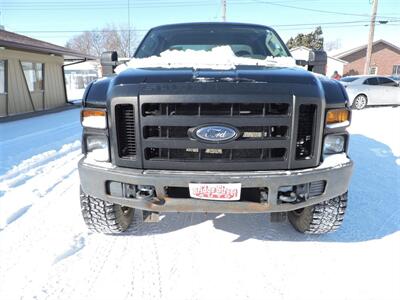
[78,23,353,234]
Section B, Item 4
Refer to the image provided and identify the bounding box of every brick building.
[333,39,400,76]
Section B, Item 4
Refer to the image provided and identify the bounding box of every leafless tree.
[65,24,140,58]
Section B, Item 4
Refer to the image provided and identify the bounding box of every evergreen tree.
[286,27,324,50]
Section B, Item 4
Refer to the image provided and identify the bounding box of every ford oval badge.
[194,125,239,143]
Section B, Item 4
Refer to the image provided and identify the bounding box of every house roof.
[333,39,400,59]
[0,29,96,61]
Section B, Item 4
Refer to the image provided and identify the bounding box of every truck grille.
[115,104,136,158]
[142,102,289,116]
[114,99,320,171]
[140,100,291,171]
[144,148,287,161]
[296,104,317,160]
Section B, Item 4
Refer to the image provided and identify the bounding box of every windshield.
[135,24,291,59]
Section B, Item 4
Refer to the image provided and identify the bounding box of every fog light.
[86,135,109,162]
[323,135,345,154]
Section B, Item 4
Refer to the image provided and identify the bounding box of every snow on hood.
[115,46,296,73]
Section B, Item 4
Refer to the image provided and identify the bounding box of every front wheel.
[352,95,367,110]
[80,188,134,234]
[288,193,348,234]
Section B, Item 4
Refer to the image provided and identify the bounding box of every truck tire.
[80,189,134,234]
[288,192,347,234]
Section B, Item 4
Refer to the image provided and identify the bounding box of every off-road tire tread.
[288,193,348,234]
[80,191,133,234]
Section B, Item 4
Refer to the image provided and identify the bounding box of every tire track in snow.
[0,172,81,300]
[0,146,82,230]
[0,140,81,192]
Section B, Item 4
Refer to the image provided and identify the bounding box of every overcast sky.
[1,0,399,52]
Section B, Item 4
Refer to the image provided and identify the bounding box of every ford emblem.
[193,125,239,143]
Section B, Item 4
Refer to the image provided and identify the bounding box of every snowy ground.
[0,106,399,300]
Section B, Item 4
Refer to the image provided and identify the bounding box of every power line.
[2,0,399,23]
[12,20,399,38]
[250,0,400,21]
[2,0,397,18]
[12,18,399,34]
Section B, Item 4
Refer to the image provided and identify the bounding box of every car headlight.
[323,135,345,155]
[81,109,107,129]
[326,109,350,129]
[86,135,110,162]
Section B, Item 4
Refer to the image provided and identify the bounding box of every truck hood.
[84,67,348,106]
[113,66,317,85]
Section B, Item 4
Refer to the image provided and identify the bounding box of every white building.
[64,60,100,101]
[290,46,348,77]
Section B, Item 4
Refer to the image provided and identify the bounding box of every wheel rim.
[354,96,366,109]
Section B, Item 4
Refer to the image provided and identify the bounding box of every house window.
[368,66,378,75]
[21,62,44,92]
[0,60,6,94]
[393,65,400,75]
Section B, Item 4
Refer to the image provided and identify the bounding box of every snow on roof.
[115,46,296,73]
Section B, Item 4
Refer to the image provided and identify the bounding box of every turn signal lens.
[326,109,350,128]
[81,109,107,129]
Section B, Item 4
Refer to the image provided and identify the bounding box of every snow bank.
[115,46,296,73]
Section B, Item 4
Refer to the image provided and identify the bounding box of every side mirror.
[100,51,118,76]
[295,59,308,67]
[307,50,327,75]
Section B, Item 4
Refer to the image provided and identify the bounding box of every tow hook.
[137,185,155,200]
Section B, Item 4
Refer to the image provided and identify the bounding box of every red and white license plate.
[189,183,241,201]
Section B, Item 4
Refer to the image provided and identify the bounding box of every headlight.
[81,109,107,129]
[326,109,350,129]
[323,135,345,155]
[86,135,110,162]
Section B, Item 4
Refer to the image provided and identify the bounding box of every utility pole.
[222,0,227,22]
[128,0,131,57]
[364,0,379,75]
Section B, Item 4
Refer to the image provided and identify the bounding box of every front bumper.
[78,154,353,213]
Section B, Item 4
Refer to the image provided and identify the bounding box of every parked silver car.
[389,75,400,84]
[340,75,400,109]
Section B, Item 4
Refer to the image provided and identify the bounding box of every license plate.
[189,183,241,201]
